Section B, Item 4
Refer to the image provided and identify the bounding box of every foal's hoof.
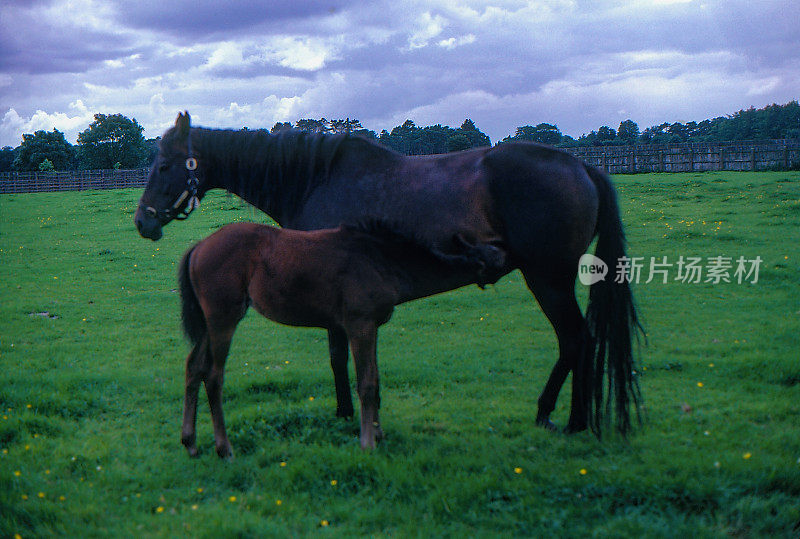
[360,423,384,450]
[216,443,234,460]
[185,446,199,458]
[360,436,376,451]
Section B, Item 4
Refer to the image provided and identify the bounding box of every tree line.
[2,101,798,172]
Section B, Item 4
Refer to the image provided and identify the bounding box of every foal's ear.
[175,111,192,138]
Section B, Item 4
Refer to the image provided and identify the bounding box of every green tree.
[504,123,562,145]
[38,159,55,171]
[379,120,418,154]
[77,114,148,169]
[12,129,75,171]
[329,119,363,134]
[0,146,16,172]
[596,126,617,144]
[446,134,471,152]
[270,122,293,133]
[295,118,330,133]
[458,119,491,147]
[617,120,640,144]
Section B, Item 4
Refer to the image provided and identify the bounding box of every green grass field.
[1,171,799,537]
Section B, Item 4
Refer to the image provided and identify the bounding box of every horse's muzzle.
[134,206,163,241]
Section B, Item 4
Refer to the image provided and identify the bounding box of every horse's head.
[134,112,205,241]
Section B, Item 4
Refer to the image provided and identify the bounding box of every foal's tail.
[584,165,644,437]
[178,245,207,346]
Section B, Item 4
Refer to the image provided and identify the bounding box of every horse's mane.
[179,127,351,211]
[344,219,506,287]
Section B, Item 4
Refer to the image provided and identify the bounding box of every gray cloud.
[0,3,138,75]
[1,0,798,148]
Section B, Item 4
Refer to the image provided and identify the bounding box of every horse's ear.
[175,111,191,138]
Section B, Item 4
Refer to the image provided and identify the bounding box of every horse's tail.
[178,245,206,346]
[584,164,644,437]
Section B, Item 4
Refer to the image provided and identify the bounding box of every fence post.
[784,144,790,170]
[751,148,757,171]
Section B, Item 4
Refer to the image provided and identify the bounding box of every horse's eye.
[159,163,169,172]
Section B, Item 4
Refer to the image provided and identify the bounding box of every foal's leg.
[181,337,211,457]
[524,271,592,433]
[205,328,236,458]
[346,321,383,449]
[328,327,354,418]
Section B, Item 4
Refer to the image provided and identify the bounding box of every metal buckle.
[185,157,198,171]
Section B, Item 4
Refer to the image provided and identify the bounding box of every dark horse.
[179,220,507,456]
[135,112,642,438]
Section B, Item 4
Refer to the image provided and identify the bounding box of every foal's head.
[135,112,206,240]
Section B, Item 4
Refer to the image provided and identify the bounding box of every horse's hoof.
[536,417,558,432]
[185,446,199,458]
[563,423,588,435]
[336,408,354,419]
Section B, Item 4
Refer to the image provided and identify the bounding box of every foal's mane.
[345,219,506,286]
[345,219,442,257]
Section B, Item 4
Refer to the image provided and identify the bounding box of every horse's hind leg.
[524,271,592,433]
[182,337,211,457]
[329,327,354,418]
[346,321,383,449]
[205,327,236,458]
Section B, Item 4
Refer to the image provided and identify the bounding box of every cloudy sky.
[1,0,798,148]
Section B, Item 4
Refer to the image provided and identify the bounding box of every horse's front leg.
[347,321,383,450]
[181,338,210,457]
[328,327,354,418]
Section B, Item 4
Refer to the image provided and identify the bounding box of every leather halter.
[145,130,201,221]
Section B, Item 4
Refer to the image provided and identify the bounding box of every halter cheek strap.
[145,130,201,221]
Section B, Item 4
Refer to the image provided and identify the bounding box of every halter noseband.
[145,130,201,221]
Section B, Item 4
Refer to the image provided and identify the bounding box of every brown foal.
[178,221,507,457]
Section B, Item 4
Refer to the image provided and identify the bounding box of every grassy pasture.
[1,171,799,537]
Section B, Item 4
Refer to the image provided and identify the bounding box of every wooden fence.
[0,168,149,194]
[1,140,798,194]
[564,140,800,174]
